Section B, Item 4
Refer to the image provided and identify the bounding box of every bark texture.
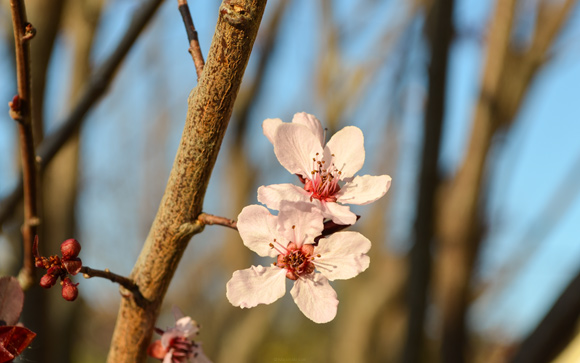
[106,1,267,362]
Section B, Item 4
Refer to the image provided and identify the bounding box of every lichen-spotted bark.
[106,1,267,362]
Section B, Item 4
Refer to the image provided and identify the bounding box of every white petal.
[290,274,338,323]
[237,205,280,257]
[322,202,357,225]
[263,118,283,145]
[325,126,365,178]
[314,231,371,281]
[291,112,324,146]
[336,174,392,205]
[277,202,324,247]
[273,124,323,177]
[257,184,311,211]
[226,265,286,308]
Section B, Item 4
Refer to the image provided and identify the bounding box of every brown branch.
[0,0,164,226]
[80,266,140,296]
[198,213,237,230]
[177,0,205,79]
[10,0,39,290]
[402,0,454,361]
[106,1,268,362]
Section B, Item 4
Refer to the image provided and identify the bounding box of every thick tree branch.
[106,1,268,362]
[0,0,164,226]
[177,0,205,78]
[10,0,39,290]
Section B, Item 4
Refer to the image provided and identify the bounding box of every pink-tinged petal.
[291,112,324,146]
[163,350,174,363]
[322,202,357,225]
[147,340,168,360]
[336,174,392,205]
[277,202,324,247]
[226,265,286,308]
[273,124,323,177]
[237,205,280,257]
[263,118,283,144]
[325,126,365,178]
[290,274,338,323]
[257,184,311,211]
[313,231,371,281]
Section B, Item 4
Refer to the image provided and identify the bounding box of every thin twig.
[177,0,205,78]
[80,266,139,294]
[10,0,39,290]
[198,213,237,230]
[0,0,164,226]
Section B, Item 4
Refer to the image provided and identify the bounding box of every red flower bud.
[40,273,58,288]
[60,239,81,260]
[62,258,82,275]
[61,278,79,301]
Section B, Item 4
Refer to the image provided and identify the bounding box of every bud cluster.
[33,237,82,301]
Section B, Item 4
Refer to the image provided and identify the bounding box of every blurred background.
[1,0,580,362]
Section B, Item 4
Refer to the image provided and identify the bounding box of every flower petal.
[336,174,392,205]
[290,274,338,323]
[237,205,280,257]
[273,123,323,177]
[314,231,371,281]
[325,126,365,178]
[263,118,283,144]
[226,265,286,308]
[291,112,324,146]
[147,340,168,360]
[257,184,311,211]
[277,202,324,247]
[322,202,357,225]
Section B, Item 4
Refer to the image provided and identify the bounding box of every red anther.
[60,238,81,260]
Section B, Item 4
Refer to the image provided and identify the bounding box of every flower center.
[271,241,317,280]
[304,152,342,202]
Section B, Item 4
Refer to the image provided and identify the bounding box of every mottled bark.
[106,1,268,362]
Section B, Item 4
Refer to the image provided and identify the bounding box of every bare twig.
[10,0,39,290]
[0,0,164,226]
[80,266,140,295]
[177,0,205,78]
[198,213,237,230]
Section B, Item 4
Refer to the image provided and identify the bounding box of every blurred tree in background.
[1,0,580,362]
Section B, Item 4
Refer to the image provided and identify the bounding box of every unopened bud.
[61,239,81,260]
[63,258,82,275]
[40,273,58,288]
[61,278,79,301]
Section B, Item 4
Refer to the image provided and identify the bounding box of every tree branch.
[0,0,164,226]
[10,0,39,290]
[106,1,268,362]
[198,213,237,230]
[80,266,140,297]
[177,0,205,78]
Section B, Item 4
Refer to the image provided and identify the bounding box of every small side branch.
[198,213,237,230]
[177,0,205,78]
[80,266,139,295]
[10,0,39,290]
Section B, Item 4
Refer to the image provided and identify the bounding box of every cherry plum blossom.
[226,202,371,323]
[259,112,391,225]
